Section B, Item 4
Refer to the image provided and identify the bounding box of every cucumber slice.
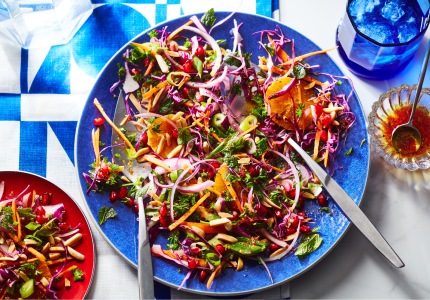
[211,113,226,127]
[239,115,258,132]
[20,279,34,299]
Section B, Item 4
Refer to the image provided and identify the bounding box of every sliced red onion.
[177,180,214,193]
[154,158,191,175]
[259,228,288,248]
[134,112,178,129]
[186,66,228,89]
[190,15,207,33]
[41,203,65,221]
[123,62,139,93]
[55,228,80,238]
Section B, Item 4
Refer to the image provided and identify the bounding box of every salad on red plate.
[0,175,92,299]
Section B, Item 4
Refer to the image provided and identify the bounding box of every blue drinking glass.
[336,0,430,80]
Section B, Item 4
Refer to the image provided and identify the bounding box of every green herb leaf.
[167,230,181,250]
[98,206,117,225]
[360,139,366,147]
[72,267,85,281]
[295,232,323,258]
[295,103,305,118]
[177,127,193,145]
[345,147,353,156]
[25,222,41,231]
[292,64,307,79]
[200,8,216,27]
[192,56,203,78]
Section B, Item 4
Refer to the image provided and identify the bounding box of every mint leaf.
[98,206,117,225]
[295,232,323,258]
[72,267,84,281]
[200,8,216,27]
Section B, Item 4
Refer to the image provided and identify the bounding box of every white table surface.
[83,1,430,299]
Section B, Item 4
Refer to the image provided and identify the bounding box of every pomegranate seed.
[133,204,139,214]
[291,215,299,228]
[119,187,128,199]
[58,222,71,232]
[93,117,104,126]
[274,209,282,219]
[319,130,328,142]
[297,211,307,219]
[286,227,296,235]
[109,191,118,202]
[317,194,328,207]
[141,131,148,146]
[36,215,48,224]
[207,170,215,179]
[131,68,141,75]
[169,41,178,52]
[143,58,150,67]
[34,206,46,216]
[191,247,200,255]
[159,204,167,217]
[41,192,52,205]
[171,129,179,139]
[195,45,205,59]
[320,113,332,128]
[199,270,208,282]
[269,243,280,252]
[287,189,296,199]
[183,60,193,73]
[248,165,260,177]
[210,161,221,169]
[314,103,324,117]
[195,92,204,102]
[182,87,190,98]
[124,197,134,207]
[215,244,225,255]
[300,225,311,234]
[187,258,197,269]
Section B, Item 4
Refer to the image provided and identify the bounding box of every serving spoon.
[391,40,430,154]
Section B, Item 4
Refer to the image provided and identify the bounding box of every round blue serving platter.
[75,11,370,296]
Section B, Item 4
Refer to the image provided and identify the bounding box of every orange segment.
[266,77,315,131]
[147,115,178,158]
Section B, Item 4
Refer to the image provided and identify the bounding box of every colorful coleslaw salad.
[0,181,86,299]
[84,9,356,289]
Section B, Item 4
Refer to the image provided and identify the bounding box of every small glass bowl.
[368,84,430,171]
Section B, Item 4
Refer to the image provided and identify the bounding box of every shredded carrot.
[143,155,173,172]
[252,156,284,173]
[168,192,211,231]
[26,247,46,262]
[206,260,226,289]
[218,165,243,213]
[193,117,222,143]
[167,20,193,40]
[92,128,100,167]
[46,257,72,266]
[56,265,77,278]
[142,80,168,100]
[313,130,321,160]
[94,98,135,153]
[281,46,338,66]
[144,60,154,77]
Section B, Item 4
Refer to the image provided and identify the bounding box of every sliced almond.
[171,111,184,122]
[191,226,205,238]
[236,257,244,271]
[67,247,85,261]
[50,246,65,252]
[49,252,61,260]
[209,218,231,227]
[23,239,38,246]
[65,278,71,288]
[42,242,51,254]
[64,233,82,247]
[215,233,238,243]
[166,145,183,159]
[134,147,150,158]
[41,277,50,287]
[156,135,166,155]
[217,212,233,219]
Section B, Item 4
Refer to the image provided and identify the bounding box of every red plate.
[0,171,95,299]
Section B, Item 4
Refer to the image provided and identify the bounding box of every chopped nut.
[215,233,238,243]
[49,252,61,260]
[64,233,83,247]
[67,247,85,261]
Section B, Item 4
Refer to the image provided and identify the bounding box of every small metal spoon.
[391,40,430,154]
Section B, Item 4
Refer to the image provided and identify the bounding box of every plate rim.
[74,11,370,296]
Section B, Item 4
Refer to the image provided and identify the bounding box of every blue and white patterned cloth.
[0,1,290,299]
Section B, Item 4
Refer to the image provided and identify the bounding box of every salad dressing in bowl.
[368,84,430,170]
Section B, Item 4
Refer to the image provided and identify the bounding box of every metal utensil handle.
[287,139,404,268]
[138,197,155,300]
